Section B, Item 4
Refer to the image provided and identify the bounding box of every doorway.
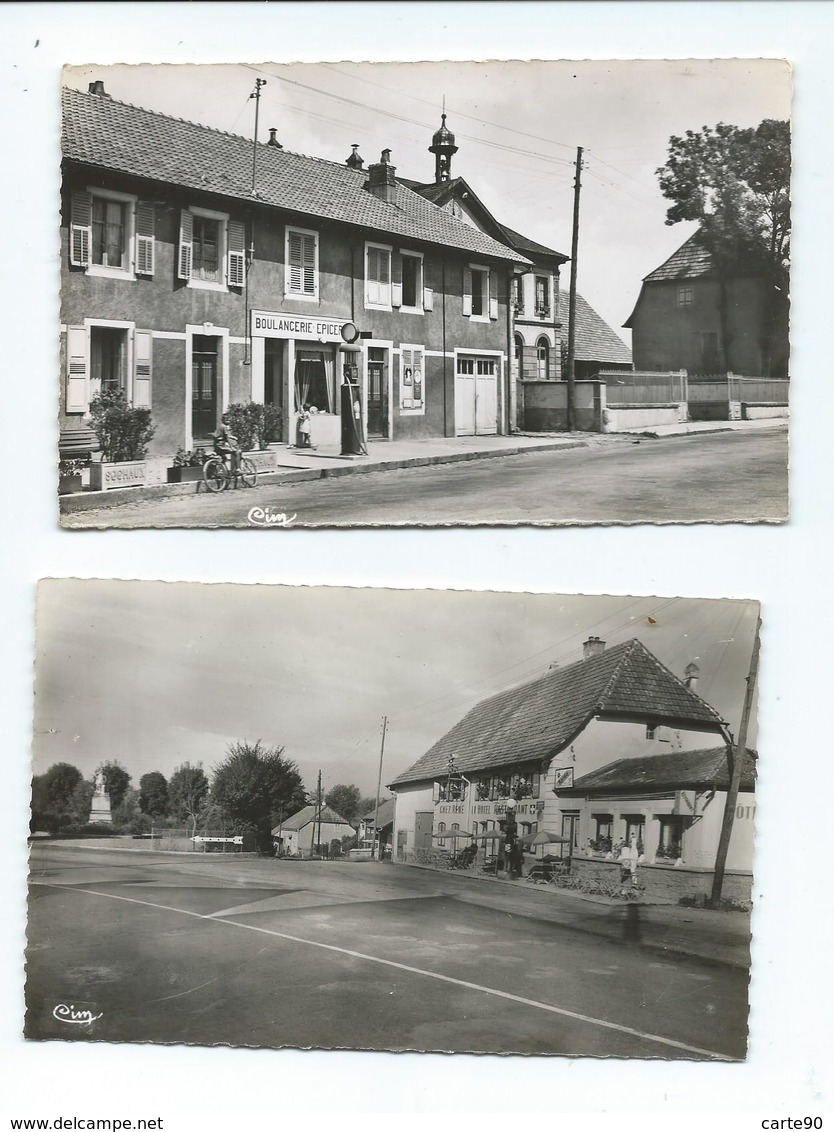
[414,812,434,854]
[367,347,389,438]
[191,335,219,442]
[560,812,579,859]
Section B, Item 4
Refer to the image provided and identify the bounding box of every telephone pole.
[315,769,322,858]
[372,716,388,859]
[250,77,267,193]
[566,146,583,432]
[710,619,760,906]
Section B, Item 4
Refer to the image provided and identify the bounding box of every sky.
[32,580,759,797]
[62,59,791,345]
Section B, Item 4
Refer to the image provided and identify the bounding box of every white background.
[1,1,831,1121]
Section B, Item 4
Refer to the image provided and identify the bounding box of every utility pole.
[566,146,583,432]
[710,619,760,906]
[250,77,267,194]
[372,716,388,859]
[315,769,322,859]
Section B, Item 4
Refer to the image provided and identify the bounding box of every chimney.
[365,149,397,203]
[346,143,364,171]
[582,636,606,660]
[267,128,283,149]
[684,662,700,692]
[88,80,110,98]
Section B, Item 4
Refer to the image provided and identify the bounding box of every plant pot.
[167,465,204,484]
[243,449,277,473]
[58,474,83,496]
[89,460,147,491]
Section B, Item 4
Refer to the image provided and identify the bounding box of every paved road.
[64,428,788,527]
[26,846,748,1058]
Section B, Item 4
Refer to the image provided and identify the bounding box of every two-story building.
[60,82,530,460]
[388,635,754,897]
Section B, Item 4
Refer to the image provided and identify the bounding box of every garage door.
[455,355,498,436]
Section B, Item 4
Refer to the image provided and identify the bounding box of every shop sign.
[436,802,466,816]
[251,310,346,342]
[471,800,542,819]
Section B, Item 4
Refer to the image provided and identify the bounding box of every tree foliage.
[324,784,363,827]
[97,761,131,811]
[139,771,170,819]
[211,741,303,854]
[168,762,209,834]
[30,762,84,832]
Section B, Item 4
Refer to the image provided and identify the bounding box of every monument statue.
[89,769,112,825]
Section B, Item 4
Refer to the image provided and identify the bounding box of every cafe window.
[656,816,686,861]
[590,813,613,853]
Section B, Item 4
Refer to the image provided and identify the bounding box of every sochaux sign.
[251,310,344,342]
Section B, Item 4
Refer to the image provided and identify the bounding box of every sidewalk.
[59,419,784,514]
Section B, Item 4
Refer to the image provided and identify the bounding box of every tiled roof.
[496,221,568,263]
[642,232,714,283]
[389,639,726,788]
[557,292,633,365]
[361,798,396,828]
[62,87,528,265]
[566,746,757,794]
[276,804,352,833]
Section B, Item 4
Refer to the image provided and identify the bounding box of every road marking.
[36,882,733,1060]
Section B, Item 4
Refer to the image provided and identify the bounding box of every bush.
[263,404,283,444]
[172,447,205,468]
[225,402,281,451]
[89,388,155,462]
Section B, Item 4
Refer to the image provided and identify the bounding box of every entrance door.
[414,811,434,853]
[560,813,579,859]
[455,356,498,436]
[367,348,388,438]
[192,335,218,442]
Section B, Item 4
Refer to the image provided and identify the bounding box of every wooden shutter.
[178,209,193,280]
[70,191,92,267]
[412,345,424,406]
[228,219,246,287]
[301,232,316,295]
[135,202,155,276]
[65,326,89,413]
[423,287,434,312]
[462,267,472,316]
[133,330,152,408]
[391,251,402,307]
[489,269,499,320]
[287,229,303,292]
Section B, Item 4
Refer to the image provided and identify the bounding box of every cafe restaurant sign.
[251,310,345,342]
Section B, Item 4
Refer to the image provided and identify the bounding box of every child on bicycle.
[213,413,241,474]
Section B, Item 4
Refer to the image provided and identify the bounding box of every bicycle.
[202,450,258,492]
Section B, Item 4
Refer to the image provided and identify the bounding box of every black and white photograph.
[58,59,790,528]
[27,581,758,1059]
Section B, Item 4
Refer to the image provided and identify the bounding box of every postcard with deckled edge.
[57,60,789,528]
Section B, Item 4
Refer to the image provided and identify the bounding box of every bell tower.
[429,107,458,184]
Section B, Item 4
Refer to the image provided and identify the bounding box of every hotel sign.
[251,310,346,342]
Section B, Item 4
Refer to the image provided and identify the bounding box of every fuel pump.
[339,334,366,456]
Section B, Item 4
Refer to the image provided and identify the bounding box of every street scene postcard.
[57,59,790,528]
[28,581,759,1058]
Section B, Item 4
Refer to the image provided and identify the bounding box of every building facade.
[60,83,530,460]
[274,804,355,857]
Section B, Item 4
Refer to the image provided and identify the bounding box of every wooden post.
[372,716,387,859]
[566,146,583,432]
[710,619,760,906]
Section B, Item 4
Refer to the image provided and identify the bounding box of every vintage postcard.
[57,60,789,528]
[28,581,759,1057]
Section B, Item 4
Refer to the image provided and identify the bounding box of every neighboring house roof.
[557,292,632,366]
[402,174,568,264]
[361,798,396,829]
[389,639,726,788]
[641,231,714,284]
[563,746,756,795]
[276,805,352,834]
[62,87,529,266]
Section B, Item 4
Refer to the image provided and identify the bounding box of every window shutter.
[178,209,193,280]
[412,346,424,406]
[65,325,89,413]
[489,269,499,320]
[462,267,472,316]
[287,230,303,293]
[133,330,153,409]
[228,219,246,287]
[391,283,403,308]
[70,191,92,267]
[423,287,434,312]
[135,202,155,276]
[391,252,402,307]
[301,233,316,295]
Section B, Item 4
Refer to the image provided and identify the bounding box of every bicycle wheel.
[238,458,257,488]
[203,456,228,493]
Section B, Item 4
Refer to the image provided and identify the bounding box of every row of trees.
[31,743,382,857]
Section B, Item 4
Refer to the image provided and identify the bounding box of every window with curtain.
[294,349,334,413]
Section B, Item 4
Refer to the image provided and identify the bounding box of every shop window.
[536,338,550,381]
[535,276,550,317]
[286,227,318,299]
[655,816,686,861]
[401,253,423,311]
[590,813,613,853]
[366,243,392,308]
[294,349,334,414]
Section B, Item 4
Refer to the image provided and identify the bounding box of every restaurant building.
[388,636,752,893]
[60,82,529,459]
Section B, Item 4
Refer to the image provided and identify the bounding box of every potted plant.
[58,457,87,495]
[167,447,206,484]
[225,402,277,472]
[87,388,155,491]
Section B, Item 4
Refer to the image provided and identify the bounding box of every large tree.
[656,119,790,375]
[30,762,83,832]
[168,762,209,836]
[96,761,131,811]
[211,741,303,855]
[324,784,363,827]
[139,771,169,819]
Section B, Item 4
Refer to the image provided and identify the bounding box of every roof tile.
[557,292,632,365]
[567,746,756,793]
